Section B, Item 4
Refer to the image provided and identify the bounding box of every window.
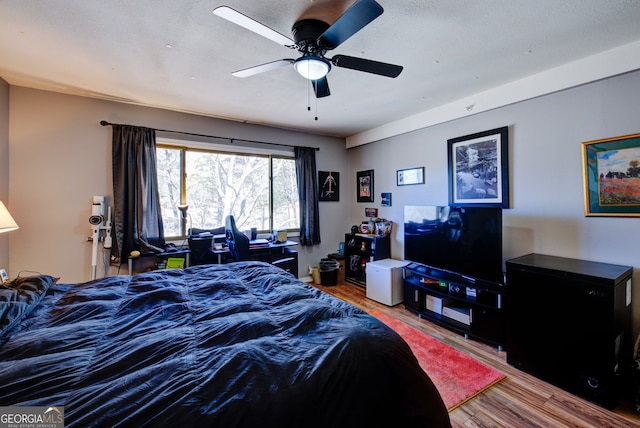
[156,144,299,238]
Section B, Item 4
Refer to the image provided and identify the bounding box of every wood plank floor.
[309,281,640,428]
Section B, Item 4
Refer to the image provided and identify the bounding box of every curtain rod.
[99,120,319,151]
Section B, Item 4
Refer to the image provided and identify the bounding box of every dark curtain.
[294,147,321,246]
[110,125,165,265]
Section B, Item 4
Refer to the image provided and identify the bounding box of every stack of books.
[249,238,270,250]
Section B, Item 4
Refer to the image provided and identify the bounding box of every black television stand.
[402,262,505,349]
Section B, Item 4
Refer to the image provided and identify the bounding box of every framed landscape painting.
[448,126,509,208]
[582,133,640,216]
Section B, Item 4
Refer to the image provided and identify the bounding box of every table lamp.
[0,201,18,234]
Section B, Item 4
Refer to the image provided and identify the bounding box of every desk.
[128,249,191,275]
[211,240,298,277]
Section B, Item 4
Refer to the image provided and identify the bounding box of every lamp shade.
[294,57,330,80]
[0,201,19,233]
[178,204,189,219]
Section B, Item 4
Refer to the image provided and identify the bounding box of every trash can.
[319,259,340,286]
[328,253,345,285]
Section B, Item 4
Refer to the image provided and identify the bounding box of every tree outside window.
[156,145,299,238]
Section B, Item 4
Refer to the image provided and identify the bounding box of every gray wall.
[348,69,640,336]
[8,87,348,282]
[6,70,640,335]
[0,78,9,271]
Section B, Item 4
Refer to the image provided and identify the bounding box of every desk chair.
[225,215,250,262]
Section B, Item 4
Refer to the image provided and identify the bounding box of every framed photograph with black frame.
[448,126,509,208]
[318,171,339,201]
[582,133,640,217]
[356,169,374,203]
[397,167,425,186]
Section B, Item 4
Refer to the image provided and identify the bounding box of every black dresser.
[505,253,633,409]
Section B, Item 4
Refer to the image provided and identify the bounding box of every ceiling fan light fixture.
[294,57,330,80]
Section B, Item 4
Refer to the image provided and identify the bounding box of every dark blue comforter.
[0,262,449,427]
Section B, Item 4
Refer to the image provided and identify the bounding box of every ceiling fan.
[213,0,403,98]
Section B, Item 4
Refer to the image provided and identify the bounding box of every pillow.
[0,274,59,338]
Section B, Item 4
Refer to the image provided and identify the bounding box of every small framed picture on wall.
[397,167,424,186]
[319,171,339,201]
[356,170,374,202]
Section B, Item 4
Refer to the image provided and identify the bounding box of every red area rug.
[369,309,505,411]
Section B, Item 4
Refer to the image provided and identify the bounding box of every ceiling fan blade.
[213,6,297,48]
[312,77,330,98]
[331,54,403,78]
[318,0,383,50]
[232,59,295,78]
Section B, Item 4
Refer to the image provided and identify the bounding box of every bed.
[0,262,450,427]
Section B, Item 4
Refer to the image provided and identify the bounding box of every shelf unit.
[343,233,390,287]
[402,262,505,348]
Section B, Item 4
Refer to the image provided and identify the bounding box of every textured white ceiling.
[1,0,640,142]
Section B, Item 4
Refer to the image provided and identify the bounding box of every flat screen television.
[404,205,503,285]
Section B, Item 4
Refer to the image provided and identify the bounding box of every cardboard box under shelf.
[442,305,472,325]
[426,295,452,315]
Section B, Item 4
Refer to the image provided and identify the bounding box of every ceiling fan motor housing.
[292,19,332,80]
[292,19,330,54]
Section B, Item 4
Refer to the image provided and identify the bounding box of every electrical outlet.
[0,269,8,283]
